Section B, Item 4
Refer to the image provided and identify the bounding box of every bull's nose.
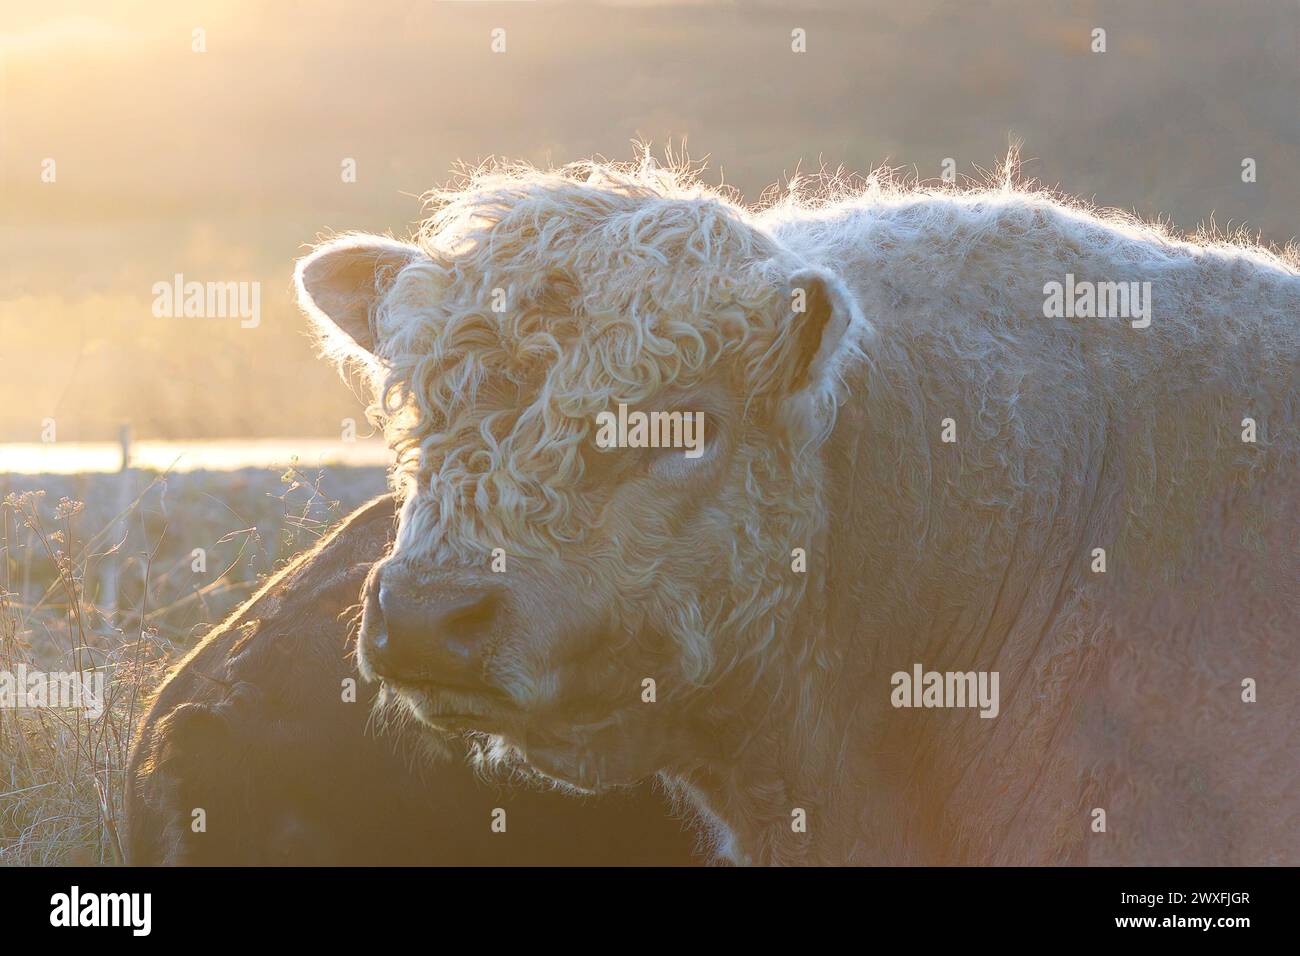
[369,585,501,687]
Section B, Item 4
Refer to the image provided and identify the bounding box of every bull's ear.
[779,267,862,394]
[295,235,423,358]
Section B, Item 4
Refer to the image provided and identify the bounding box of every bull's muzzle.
[364,578,504,691]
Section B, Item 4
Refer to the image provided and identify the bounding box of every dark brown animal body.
[127,495,699,865]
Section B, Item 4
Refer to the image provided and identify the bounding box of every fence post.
[101,424,132,617]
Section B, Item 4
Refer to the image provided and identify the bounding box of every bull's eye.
[647,419,719,481]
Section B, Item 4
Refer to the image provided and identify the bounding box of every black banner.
[0,866,1284,942]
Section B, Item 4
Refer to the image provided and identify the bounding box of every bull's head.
[295,164,866,789]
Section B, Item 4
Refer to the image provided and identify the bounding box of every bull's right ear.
[775,266,866,395]
[295,235,423,359]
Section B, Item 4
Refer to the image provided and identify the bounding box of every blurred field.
[4,438,391,474]
[0,465,386,864]
[2,0,1298,442]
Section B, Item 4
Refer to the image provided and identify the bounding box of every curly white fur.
[298,153,1298,865]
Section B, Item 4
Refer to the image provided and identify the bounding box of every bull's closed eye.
[647,413,718,481]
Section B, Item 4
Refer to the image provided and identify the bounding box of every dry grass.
[0,464,385,865]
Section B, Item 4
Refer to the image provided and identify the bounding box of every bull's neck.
[674,232,1106,864]
[671,348,940,865]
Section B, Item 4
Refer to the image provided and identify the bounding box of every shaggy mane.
[366,152,816,562]
[325,144,1298,591]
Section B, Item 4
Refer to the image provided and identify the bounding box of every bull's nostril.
[372,586,418,674]
[377,586,396,624]
[370,583,502,686]
[440,593,499,637]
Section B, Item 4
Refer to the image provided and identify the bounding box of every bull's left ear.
[778,267,863,394]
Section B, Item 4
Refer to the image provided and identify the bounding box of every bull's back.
[1008,216,1299,864]
[821,198,1298,863]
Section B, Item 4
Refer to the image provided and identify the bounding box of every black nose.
[369,585,502,687]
